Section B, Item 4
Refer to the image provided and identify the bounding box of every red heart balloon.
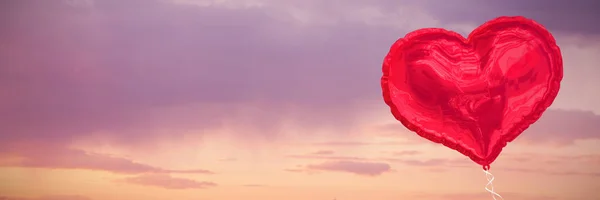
[381,16,563,170]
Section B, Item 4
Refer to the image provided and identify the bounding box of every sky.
[0,0,599,200]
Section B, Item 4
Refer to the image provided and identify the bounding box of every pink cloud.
[0,142,213,175]
[0,195,91,200]
[397,159,459,166]
[311,141,415,146]
[305,161,391,176]
[283,168,305,173]
[311,150,335,155]
[118,174,217,189]
[287,154,369,161]
[547,154,600,165]
[286,150,370,161]
[242,184,269,187]
[383,158,469,167]
[504,153,600,165]
[217,158,237,162]
[392,150,422,156]
[504,167,600,177]
[386,156,600,177]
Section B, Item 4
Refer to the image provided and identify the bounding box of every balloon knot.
[483,164,490,171]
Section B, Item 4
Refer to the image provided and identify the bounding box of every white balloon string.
[484,169,504,200]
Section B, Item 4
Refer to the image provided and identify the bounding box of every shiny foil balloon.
[381,16,563,170]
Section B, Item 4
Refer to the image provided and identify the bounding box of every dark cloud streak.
[404,0,600,35]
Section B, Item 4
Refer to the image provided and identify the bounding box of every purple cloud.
[0,0,400,148]
[524,109,600,143]
[0,0,598,152]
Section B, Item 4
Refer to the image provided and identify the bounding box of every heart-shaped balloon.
[381,16,563,169]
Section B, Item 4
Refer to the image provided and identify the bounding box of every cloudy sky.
[0,0,599,200]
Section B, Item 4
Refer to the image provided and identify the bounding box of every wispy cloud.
[383,158,471,167]
[283,168,305,173]
[374,109,600,144]
[310,150,335,155]
[287,154,369,161]
[286,150,370,161]
[0,143,213,175]
[504,167,600,177]
[118,174,217,189]
[217,158,237,162]
[0,195,91,200]
[525,109,600,143]
[503,153,600,165]
[391,150,422,156]
[241,184,269,187]
[304,161,392,176]
[386,156,600,177]
[311,141,415,146]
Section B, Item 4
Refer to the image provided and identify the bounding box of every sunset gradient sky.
[1,0,600,200]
